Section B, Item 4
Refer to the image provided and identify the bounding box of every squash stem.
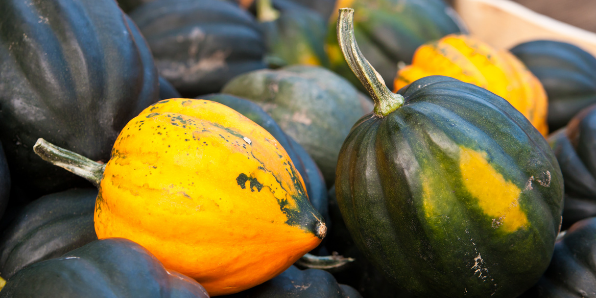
[257,0,280,22]
[337,8,404,117]
[296,252,355,270]
[33,138,105,187]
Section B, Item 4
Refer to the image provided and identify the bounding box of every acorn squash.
[334,9,563,297]
[520,217,596,298]
[326,0,467,91]
[394,34,549,136]
[221,65,373,186]
[0,238,209,298]
[256,0,330,67]
[0,0,159,201]
[33,98,325,296]
[0,189,97,280]
[548,104,596,230]
[222,265,362,298]
[511,40,596,131]
[129,0,268,97]
[202,93,328,223]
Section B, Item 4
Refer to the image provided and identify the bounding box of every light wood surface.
[453,0,596,55]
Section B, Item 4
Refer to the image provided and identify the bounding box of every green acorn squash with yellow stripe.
[334,9,563,298]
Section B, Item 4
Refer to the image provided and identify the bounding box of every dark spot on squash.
[236,173,263,192]
[145,113,159,118]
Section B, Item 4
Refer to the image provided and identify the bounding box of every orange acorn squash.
[33,98,326,296]
[394,34,549,136]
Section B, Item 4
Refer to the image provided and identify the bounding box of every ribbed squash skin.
[548,105,596,230]
[511,40,596,131]
[0,0,159,200]
[326,0,467,91]
[221,65,373,186]
[129,0,267,97]
[223,265,362,298]
[0,189,97,280]
[95,98,324,296]
[0,238,209,298]
[202,94,328,223]
[336,76,563,297]
[520,217,596,298]
[394,34,549,136]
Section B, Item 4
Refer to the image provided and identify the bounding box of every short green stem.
[257,0,280,22]
[33,138,105,187]
[296,252,354,270]
[336,8,404,117]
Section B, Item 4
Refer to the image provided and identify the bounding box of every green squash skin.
[0,143,9,220]
[116,0,154,13]
[272,0,337,21]
[222,65,373,186]
[259,4,330,67]
[222,265,362,298]
[201,93,328,223]
[520,217,596,298]
[129,0,268,97]
[0,189,97,280]
[511,40,596,131]
[336,76,563,297]
[0,238,209,298]
[326,0,467,91]
[547,105,596,230]
[0,0,159,201]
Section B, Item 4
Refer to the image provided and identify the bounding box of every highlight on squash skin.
[394,34,549,136]
[34,98,325,296]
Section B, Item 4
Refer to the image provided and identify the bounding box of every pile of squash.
[0,0,595,297]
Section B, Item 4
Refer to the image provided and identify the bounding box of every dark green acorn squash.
[129,0,268,97]
[159,76,181,101]
[272,0,337,20]
[520,217,596,298]
[256,0,330,67]
[0,143,9,220]
[511,40,596,131]
[0,238,209,298]
[333,9,563,297]
[547,104,596,230]
[222,265,362,298]
[326,0,467,91]
[221,65,373,186]
[0,0,159,201]
[201,93,328,222]
[0,189,97,280]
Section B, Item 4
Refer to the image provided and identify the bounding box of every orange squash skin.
[94,98,324,296]
[394,34,549,136]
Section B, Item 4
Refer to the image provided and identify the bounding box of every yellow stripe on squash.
[459,146,528,232]
[395,34,549,136]
[95,99,324,296]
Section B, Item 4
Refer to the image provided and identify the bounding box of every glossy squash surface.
[129,0,267,97]
[548,104,596,230]
[334,9,563,297]
[511,40,596,131]
[395,34,549,135]
[0,0,159,200]
[520,217,596,298]
[94,98,325,295]
[0,189,97,280]
[0,238,209,298]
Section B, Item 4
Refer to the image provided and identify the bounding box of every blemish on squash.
[236,173,263,192]
[459,146,527,232]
